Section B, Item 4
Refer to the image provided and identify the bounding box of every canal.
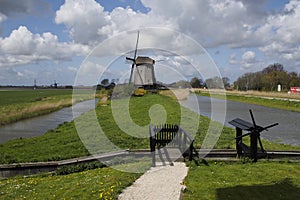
[0,99,97,144]
[181,95,300,146]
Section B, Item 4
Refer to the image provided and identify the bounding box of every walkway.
[118,162,188,200]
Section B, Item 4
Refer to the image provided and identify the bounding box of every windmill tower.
[126,31,156,90]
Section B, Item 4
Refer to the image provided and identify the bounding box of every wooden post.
[250,131,258,162]
[183,129,187,153]
[189,141,194,161]
[236,127,243,157]
[149,125,156,166]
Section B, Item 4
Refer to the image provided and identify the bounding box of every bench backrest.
[149,124,195,165]
[152,124,179,146]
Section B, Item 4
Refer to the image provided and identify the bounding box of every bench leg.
[236,128,243,158]
[163,147,174,166]
[151,150,156,167]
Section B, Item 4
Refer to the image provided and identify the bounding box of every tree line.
[234,63,300,91]
[189,63,300,91]
[190,76,230,89]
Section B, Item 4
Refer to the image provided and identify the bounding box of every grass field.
[0,89,92,125]
[0,89,72,106]
[0,162,150,199]
[183,160,300,200]
[195,89,300,112]
[1,92,300,199]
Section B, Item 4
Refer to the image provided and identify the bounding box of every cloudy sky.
[0,0,300,86]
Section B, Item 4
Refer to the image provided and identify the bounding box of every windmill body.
[134,56,156,87]
[126,31,157,90]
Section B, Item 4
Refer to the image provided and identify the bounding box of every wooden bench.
[149,124,194,166]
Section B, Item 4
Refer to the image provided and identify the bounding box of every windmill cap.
[135,56,155,65]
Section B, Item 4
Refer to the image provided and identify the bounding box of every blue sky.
[0,0,299,86]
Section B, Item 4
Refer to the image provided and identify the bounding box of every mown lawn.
[0,162,149,199]
[183,160,300,200]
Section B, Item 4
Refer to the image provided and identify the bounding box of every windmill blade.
[257,136,265,153]
[126,57,135,62]
[129,63,135,84]
[249,109,257,128]
[128,31,140,84]
[261,123,279,132]
[133,31,139,60]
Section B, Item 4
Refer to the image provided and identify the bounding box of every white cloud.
[55,0,176,47]
[55,0,110,46]
[254,1,300,66]
[242,51,256,62]
[1,0,300,84]
[0,26,89,67]
[229,50,262,70]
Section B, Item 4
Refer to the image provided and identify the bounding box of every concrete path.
[118,162,188,200]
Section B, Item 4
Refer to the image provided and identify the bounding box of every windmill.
[229,109,278,162]
[126,31,156,90]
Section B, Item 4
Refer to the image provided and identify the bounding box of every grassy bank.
[0,162,149,199]
[0,94,183,163]
[183,160,300,200]
[1,93,298,164]
[196,90,300,112]
[0,89,92,125]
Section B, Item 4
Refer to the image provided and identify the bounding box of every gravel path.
[118,162,188,200]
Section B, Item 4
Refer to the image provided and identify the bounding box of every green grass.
[0,89,94,125]
[0,89,74,125]
[1,93,298,164]
[1,93,300,199]
[182,160,300,200]
[0,89,72,106]
[197,91,300,112]
[0,162,149,199]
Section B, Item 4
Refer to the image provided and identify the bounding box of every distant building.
[290,87,300,94]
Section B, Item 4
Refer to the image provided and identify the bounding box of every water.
[180,95,300,146]
[1,96,299,146]
[0,99,97,144]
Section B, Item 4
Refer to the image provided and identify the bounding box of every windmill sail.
[126,31,139,84]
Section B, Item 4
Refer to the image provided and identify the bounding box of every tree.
[222,77,230,89]
[288,72,300,87]
[234,63,299,91]
[190,77,203,88]
[262,63,284,74]
[205,76,224,89]
[101,79,109,85]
